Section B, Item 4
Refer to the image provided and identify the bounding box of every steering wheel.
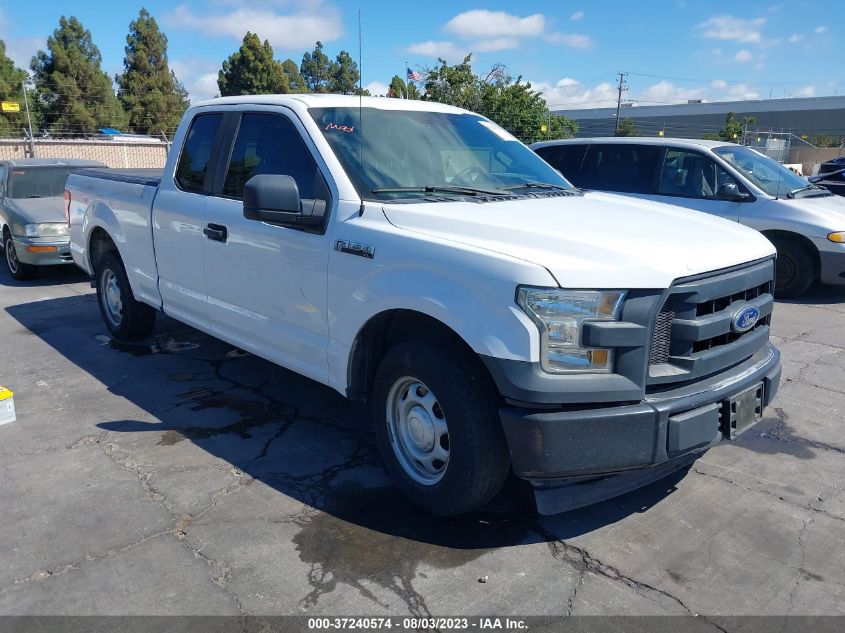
[453,166,485,184]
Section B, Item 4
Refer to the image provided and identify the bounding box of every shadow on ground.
[7,293,696,555]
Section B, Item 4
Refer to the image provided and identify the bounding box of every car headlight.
[25,223,69,238]
[517,288,626,373]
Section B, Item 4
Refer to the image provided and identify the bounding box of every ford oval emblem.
[732,305,760,333]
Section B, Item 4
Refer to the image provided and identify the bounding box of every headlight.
[517,288,626,373]
[24,223,69,238]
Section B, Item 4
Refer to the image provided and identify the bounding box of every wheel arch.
[761,229,821,279]
[346,308,498,402]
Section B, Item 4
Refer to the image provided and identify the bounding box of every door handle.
[203,223,228,243]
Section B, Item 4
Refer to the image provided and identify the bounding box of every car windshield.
[309,107,573,201]
[713,145,817,198]
[8,167,85,199]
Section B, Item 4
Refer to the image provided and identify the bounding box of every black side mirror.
[717,182,749,201]
[243,174,325,227]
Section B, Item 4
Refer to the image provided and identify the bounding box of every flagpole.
[404,61,408,99]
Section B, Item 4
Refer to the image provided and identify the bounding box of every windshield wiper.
[499,181,571,191]
[786,184,830,199]
[371,185,510,197]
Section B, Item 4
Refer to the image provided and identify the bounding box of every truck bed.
[75,168,162,187]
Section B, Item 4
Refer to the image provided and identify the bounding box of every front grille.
[650,306,674,365]
[647,259,775,388]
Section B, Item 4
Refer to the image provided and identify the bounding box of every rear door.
[153,112,225,328]
[201,108,334,384]
[577,143,662,195]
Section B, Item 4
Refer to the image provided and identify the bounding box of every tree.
[31,16,127,136]
[329,50,359,95]
[615,118,640,137]
[218,32,287,96]
[281,59,307,93]
[705,111,756,142]
[387,75,419,99]
[116,9,189,136]
[0,41,28,136]
[422,56,576,144]
[300,42,332,92]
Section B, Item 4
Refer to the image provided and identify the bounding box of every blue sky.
[1,0,841,108]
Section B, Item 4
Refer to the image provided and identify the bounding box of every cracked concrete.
[1,265,845,618]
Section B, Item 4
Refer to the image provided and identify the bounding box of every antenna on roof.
[357,9,365,217]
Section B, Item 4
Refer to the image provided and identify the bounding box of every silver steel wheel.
[385,376,450,485]
[101,269,124,327]
[5,237,19,275]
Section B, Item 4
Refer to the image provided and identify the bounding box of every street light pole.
[21,80,35,158]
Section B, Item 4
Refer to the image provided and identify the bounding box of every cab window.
[175,113,224,193]
[658,149,739,199]
[222,113,329,203]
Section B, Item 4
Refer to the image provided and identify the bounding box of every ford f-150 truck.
[67,95,782,516]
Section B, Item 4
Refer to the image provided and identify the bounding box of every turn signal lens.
[828,232,845,243]
[26,245,58,253]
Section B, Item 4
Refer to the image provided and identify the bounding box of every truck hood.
[5,196,66,224]
[382,191,776,288]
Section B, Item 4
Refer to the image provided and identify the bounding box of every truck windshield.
[713,146,823,198]
[8,167,84,199]
[309,107,573,201]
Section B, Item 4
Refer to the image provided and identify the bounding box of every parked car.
[532,138,845,298]
[809,156,845,197]
[67,95,781,516]
[0,158,105,280]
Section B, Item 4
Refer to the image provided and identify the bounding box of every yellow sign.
[658,130,664,137]
[1,102,20,113]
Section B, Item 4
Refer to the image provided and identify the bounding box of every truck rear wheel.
[772,236,814,299]
[372,340,510,516]
[3,229,37,281]
[95,251,156,341]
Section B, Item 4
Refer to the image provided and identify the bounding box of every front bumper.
[499,343,781,511]
[817,247,845,286]
[11,236,73,266]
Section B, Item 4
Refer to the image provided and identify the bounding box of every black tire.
[372,339,510,516]
[95,250,156,341]
[772,237,815,299]
[3,228,37,281]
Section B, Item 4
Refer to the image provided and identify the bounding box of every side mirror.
[243,174,325,227]
[717,182,749,202]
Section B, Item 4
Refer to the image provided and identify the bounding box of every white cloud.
[162,3,343,50]
[406,40,467,63]
[788,33,804,43]
[444,10,545,39]
[171,59,220,102]
[814,26,828,34]
[570,11,584,21]
[3,37,44,71]
[698,15,766,43]
[544,32,595,49]
[793,85,816,97]
[364,81,389,97]
[474,38,520,52]
[734,49,753,63]
[532,77,618,109]
[639,81,706,104]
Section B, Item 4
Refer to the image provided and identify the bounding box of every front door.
[201,110,334,384]
[644,148,743,221]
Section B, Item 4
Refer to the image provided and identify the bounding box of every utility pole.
[614,72,628,136]
[21,80,35,158]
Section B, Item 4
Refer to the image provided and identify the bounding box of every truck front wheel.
[373,340,510,516]
[95,251,156,341]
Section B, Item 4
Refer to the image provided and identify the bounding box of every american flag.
[407,68,422,81]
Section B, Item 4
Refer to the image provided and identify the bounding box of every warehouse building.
[553,95,845,141]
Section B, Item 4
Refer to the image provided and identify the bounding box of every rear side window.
[535,144,588,184]
[175,114,223,193]
[658,149,739,199]
[222,113,329,202]
[579,144,661,193]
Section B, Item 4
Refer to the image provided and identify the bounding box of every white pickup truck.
[67,95,782,516]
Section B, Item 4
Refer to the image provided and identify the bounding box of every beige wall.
[0,139,169,168]
[788,146,844,176]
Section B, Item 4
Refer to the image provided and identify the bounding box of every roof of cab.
[192,93,469,115]
[0,158,106,168]
[531,137,736,150]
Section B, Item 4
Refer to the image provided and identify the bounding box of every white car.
[67,95,781,515]
[532,137,845,298]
